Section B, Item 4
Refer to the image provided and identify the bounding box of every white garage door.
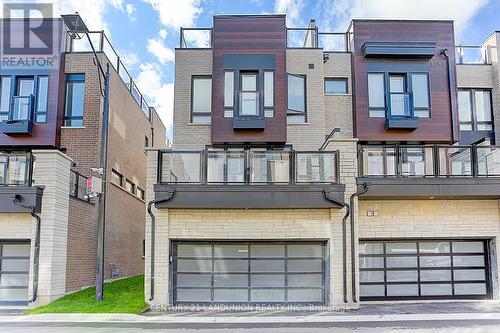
[0,242,30,305]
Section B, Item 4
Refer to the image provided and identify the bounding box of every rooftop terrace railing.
[455,45,496,64]
[65,31,151,120]
[286,28,350,52]
[158,150,339,185]
[0,152,33,186]
[360,145,500,178]
[179,28,213,48]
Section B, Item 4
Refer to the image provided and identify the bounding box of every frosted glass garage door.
[172,242,326,304]
[360,240,490,300]
[0,242,30,305]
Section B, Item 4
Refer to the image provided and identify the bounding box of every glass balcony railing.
[455,45,495,64]
[159,150,339,185]
[238,91,260,116]
[10,95,34,121]
[179,28,212,48]
[0,152,32,186]
[389,93,412,117]
[360,145,500,177]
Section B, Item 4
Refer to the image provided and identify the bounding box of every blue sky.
[6,0,500,138]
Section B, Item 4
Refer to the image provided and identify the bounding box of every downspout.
[440,48,458,142]
[146,192,175,302]
[323,191,349,303]
[12,195,41,303]
[349,183,369,303]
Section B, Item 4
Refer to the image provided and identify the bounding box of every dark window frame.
[190,75,212,124]
[458,88,494,132]
[286,73,307,122]
[324,78,348,95]
[223,70,235,116]
[69,170,91,203]
[263,70,275,118]
[111,169,123,187]
[63,73,85,127]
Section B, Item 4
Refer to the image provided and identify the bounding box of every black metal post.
[95,63,110,301]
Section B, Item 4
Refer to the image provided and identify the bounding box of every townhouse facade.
[0,17,166,307]
[145,15,500,307]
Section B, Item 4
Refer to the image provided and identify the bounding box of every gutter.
[146,191,175,302]
[440,48,458,142]
[12,195,41,303]
[323,191,349,303]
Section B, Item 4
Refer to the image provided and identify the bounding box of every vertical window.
[111,170,123,187]
[191,76,212,124]
[458,91,472,130]
[35,76,48,122]
[13,77,34,121]
[145,136,149,148]
[458,89,493,131]
[64,74,85,126]
[368,73,385,117]
[411,74,430,118]
[388,75,407,117]
[240,73,259,116]
[136,187,145,200]
[324,78,348,94]
[125,179,135,194]
[287,74,306,123]
[0,76,12,122]
[224,71,234,109]
[264,71,274,117]
[475,90,492,130]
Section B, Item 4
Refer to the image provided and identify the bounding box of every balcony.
[0,95,35,135]
[0,152,43,213]
[286,27,349,52]
[455,45,495,64]
[154,150,345,209]
[385,93,419,130]
[358,145,500,199]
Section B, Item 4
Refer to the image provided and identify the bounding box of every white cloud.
[109,0,124,11]
[120,51,139,68]
[274,0,305,27]
[126,3,136,21]
[147,38,175,63]
[143,0,202,29]
[159,29,168,39]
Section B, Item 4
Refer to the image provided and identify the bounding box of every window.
[0,76,12,122]
[411,74,430,118]
[125,179,135,194]
[35,76,49,122]
[264,71,275,117]
[287,74,306,123]
[144,136,149,148]
[224,71,234,109]
[368,73,385,117]
[69,170,90,202]
[64,74,85,126]
[136,187,145,200]
[13,77,34,121]
[191,76,212,124]
[111,170,123,187]
[325,78,348,94]
[458,89,493,131]
[240,72,259,116]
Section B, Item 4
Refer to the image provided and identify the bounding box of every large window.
[263,71,275,117]
[224,71,234,117]
[35,76,49,122]
[287,74,306,123]
[191,76,212,124]
[458,89,493,131]
[239,72,259,116]
[64,74,85,126]
[0,76,12,122]
[411,73,430,117]
[325,78,348,94]
[368,73,385,117]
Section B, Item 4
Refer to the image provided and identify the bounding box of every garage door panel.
[0,241,30,305]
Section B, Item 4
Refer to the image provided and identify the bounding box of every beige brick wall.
[456,64,493,88]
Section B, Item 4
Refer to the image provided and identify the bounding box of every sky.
[3,0,500,139]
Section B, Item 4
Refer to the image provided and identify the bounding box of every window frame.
[64,73,85,127]
[263,70,275,118]
[191,75,212,125]
[111,169,123,187]
[409,72,431,118]
[324,78,348,95]
[286,73,307,123]
[125,179,135,194]
[223,70,235,117]
[458,88,494,132]
[367,72,386,118]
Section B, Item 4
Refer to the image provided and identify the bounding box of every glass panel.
[264,71,274,107]
[214,259,248,272]
[368,73,385,108]
[295,153,336,183]
[0,273,29,287]
[224,72,234,107]
[360,271,384,283]
[359,243,384,255]
[65,80,85,119]
[177,244,212,258]
[287,74,305,112]
[214,289,248,302]
[287,114,306,123]
[452,242,484,253]
[176,259,212,272]
[207,152,224,183]
[239,92,259,115]
[288,274,322,287]
[386,257,417,268]
[386,270,418,282]
[224,109,233,118]
[251,289,285,302]
[390,93,410,116]
[420,270,452,281]
[415,109,430,118]
[475,90,492,122]
[214,244,248,258]
[192,115,211,124]
[454,269,486,281]
[264,109,274,118]
[369,110,385,118]
[214,274,248,287]
[250,151,290,183]
[419,242,451,254]
[241,74,257,91]
[288,259,322,272]
[1,259,30,272]
[192,78,212,114]
[387,284,418,296]
[287,289,322,302]
[318,33,347,51]
[251,274,285,287]
[176,274,211,287]
[36,76,48,116]
[360,284,385,297]
[250,244,285,258]
[162,152,202,183]
[2,244,30,257]
[411,74,429,108]
[454,283,487,295]
[12,96,31,120]
[359,257,384,269]
[421,284,452,296]
[420,256,451,267]
[6,155,28,185]
[400,147,434,176]
[0,288,28,302]
[458,91,472,123]
[438,147,472,176]
[176,289,211,302]
[325,79,347,94]
[453,255,485,267]
[251,259,284,272]
[227,152,245,182]
[0,77,12,119]
[389,76,404,93]
[386,243,417,254]
[288,244,322,257]
[362,147,396,176]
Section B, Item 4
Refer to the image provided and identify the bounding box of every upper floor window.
[224,71,234,117]
[240,72,258,116]
[191,76,212,124]
[64,74,85,126]
[111,169,123,187]
[368,72,430,118]
[458,89,493,131]
[263,71,275,117]
[325,78,348,94]
[36,76,49,122]
[125,179,135,194]
[287,74,306,123]
[0,77,12,122]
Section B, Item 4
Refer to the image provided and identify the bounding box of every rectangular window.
[111,170,123,187]
[144,136,149,148]
[325,78,348,94]
[191,76,212,124]
[224,71,234,108]
[136,187,145,200]
[64,74,85,126]
[475,90,492,130]
[264,71,274,108]
[287,74,306,123]
[411,73,430,118]
[458,90,472,130]
[0,76,12,122]
[125,179,135,194]
[368,73,385,117]
[13,77,34,121]
[69,170,90,202]
[458,89,493,131]
[35,76,48,122]
[240,72,259,116]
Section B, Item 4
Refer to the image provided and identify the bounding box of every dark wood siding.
[351,20,459,142]
[211,15,287,144]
